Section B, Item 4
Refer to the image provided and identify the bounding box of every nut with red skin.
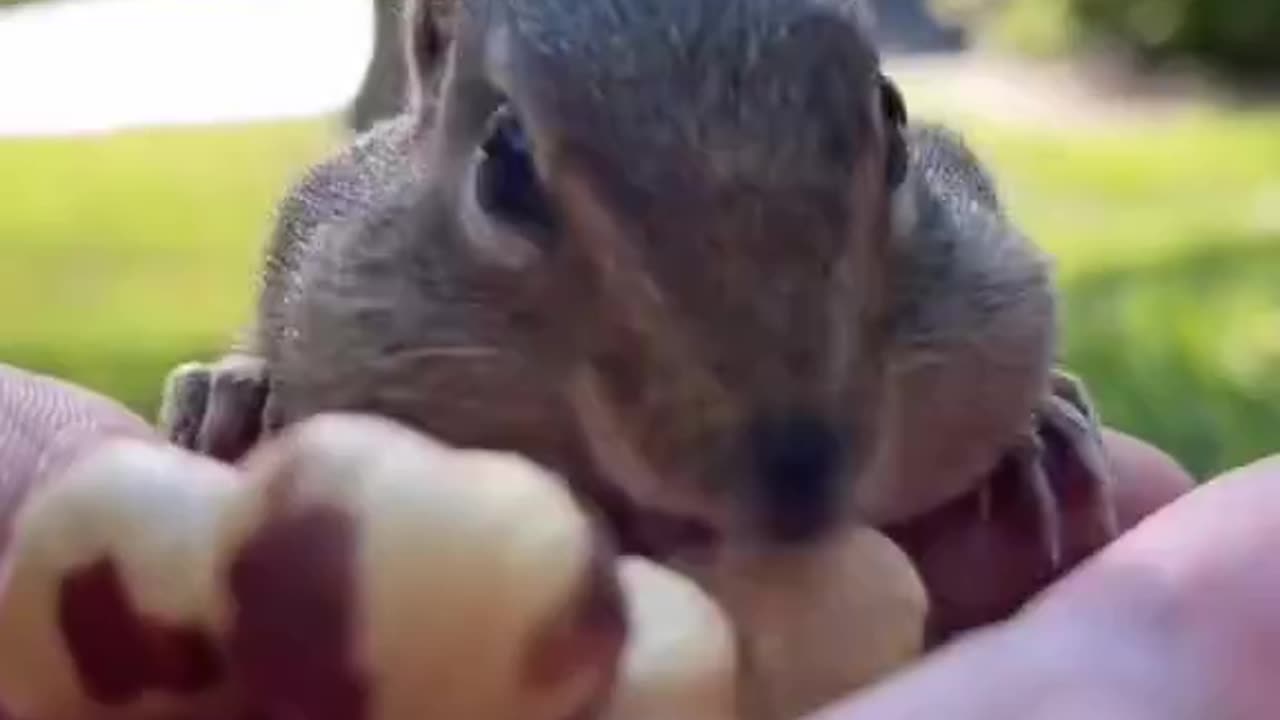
[0,439,242,720]
[215,414,628,720]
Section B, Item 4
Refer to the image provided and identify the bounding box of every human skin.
[812,455,1280,720]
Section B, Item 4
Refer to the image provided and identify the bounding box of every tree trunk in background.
[867,0,968,54]
[347,0,408,133]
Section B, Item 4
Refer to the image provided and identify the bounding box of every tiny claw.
[1012,434,1064,570]
[159,363,211,449]
[1041,373,1121,539]
[197,358,269,462]
[1048,370,1100,425]
[1009,368,1119,573]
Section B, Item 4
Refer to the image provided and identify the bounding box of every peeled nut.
[687,526,929,720]
[605,557,739,720]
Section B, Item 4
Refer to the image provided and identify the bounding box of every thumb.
[0,363,157,554]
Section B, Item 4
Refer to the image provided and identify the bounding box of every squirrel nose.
[746,412,845,544]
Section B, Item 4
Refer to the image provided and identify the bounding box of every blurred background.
[0,0,1276,480]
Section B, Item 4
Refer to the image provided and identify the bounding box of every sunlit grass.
[935,108,1280,478]
[1,110,1277,478]
[952,111,1280,278]
[0,119,337,413]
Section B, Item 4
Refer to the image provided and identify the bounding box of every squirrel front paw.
[987,369,1120,573]
[158,353,271,463]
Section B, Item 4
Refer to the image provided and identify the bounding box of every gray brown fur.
[163,0,1109,562]
[854,124,1058,524]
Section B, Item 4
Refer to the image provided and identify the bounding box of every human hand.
[811,446,1280,720]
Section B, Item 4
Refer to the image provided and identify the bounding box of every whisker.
[379,346,504,362]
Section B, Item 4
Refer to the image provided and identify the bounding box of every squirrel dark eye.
[878,74,909,189]
[477,106,556,232]
[879,74,908,128]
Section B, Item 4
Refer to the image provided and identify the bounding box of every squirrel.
[160,0,1117,652]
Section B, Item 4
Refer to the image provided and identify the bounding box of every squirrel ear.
[878,73,909,190]
[404,0,457,106]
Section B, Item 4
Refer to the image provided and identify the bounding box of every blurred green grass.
[2,111,1277,479]
[0,120,337,418]
[935,107,1280,479]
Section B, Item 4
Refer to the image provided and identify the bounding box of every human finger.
[809,454,1280,720]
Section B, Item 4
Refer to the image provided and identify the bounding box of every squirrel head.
[293,0,913,553]
[429,0,911,549]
